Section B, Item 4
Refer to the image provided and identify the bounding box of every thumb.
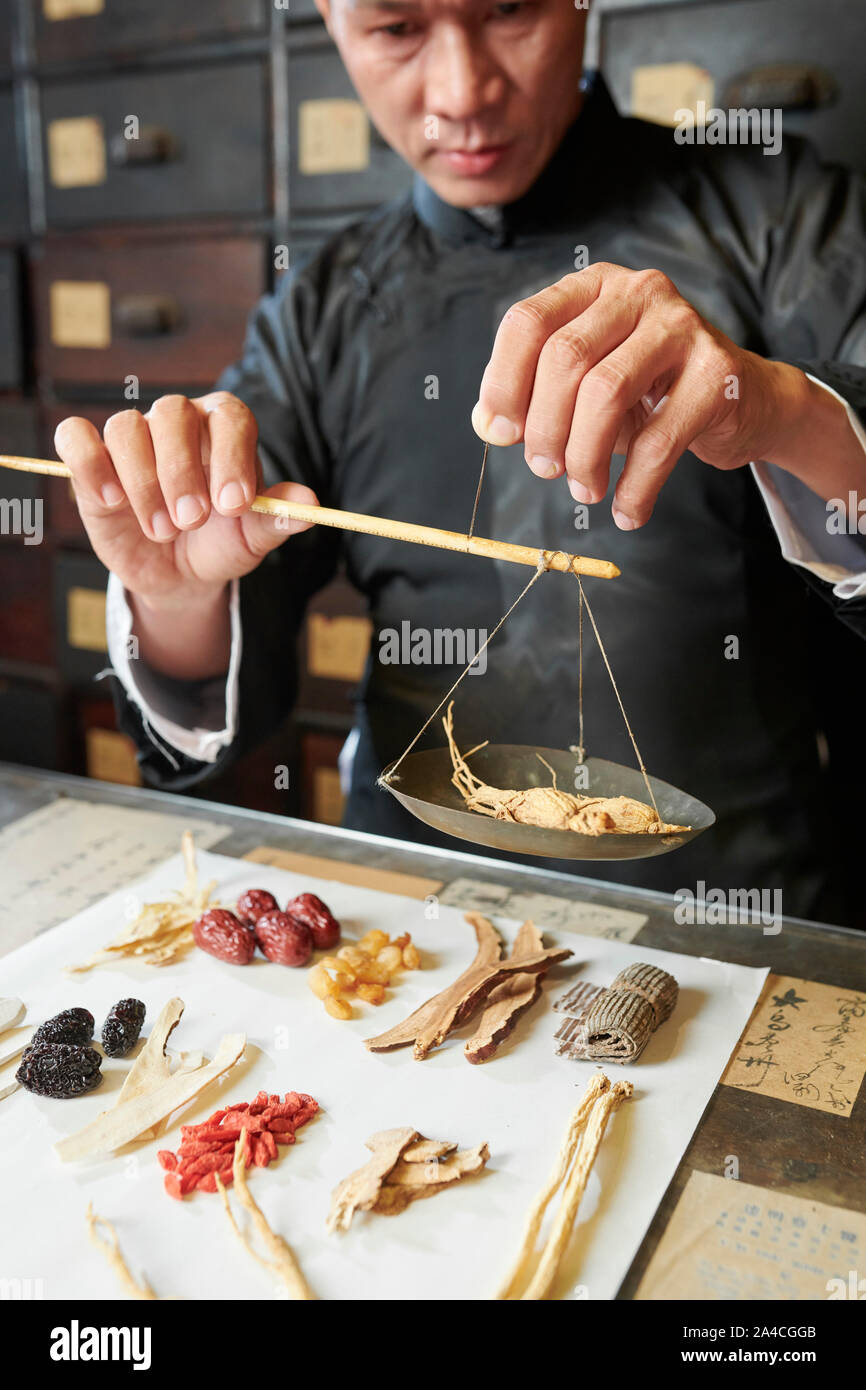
[238,480,321,558]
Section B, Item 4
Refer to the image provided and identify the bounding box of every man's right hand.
[54,392,319,680]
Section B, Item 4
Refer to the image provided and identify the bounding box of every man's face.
[316,0,588,207]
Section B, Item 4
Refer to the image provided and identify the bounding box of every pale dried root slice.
[327,1127,418,1232]
[68,832,218,972]
[521,1078,633,1301]
[55,1032,246,1162]
[86,1204,158,1300]
[215,1135,315,1301]
[443,701,689,835]
[0,998,25,1036]
[386,1143,489,1188]
[402,1138,458,1163]
[496,1072,610,1300]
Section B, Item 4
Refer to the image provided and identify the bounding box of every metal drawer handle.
[722,64,838,112]
[113,295,181,337]
[109,126,177,167]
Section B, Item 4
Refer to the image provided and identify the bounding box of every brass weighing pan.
[381,744,715,861]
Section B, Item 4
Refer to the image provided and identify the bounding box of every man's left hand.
[471,262,818,530]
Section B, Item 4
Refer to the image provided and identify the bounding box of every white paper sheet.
[0,800,226,954]
[0,850,768,1301]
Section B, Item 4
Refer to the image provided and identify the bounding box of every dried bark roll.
[580,990,656,1061]
[609,962,678,1027]
[555,961,679,1064]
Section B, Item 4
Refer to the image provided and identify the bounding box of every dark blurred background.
[0,0,863,824]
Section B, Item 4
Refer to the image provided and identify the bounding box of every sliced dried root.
[328,1127,489,1230]
[497,1072,632,1300]
[86,1204,158,1300]
[68,832,219,972]
[216,1135,315,1300]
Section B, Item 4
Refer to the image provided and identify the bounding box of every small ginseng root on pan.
[442,702,689,836]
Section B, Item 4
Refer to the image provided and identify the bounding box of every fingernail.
[175,494,205,526]
[101,482,124,508]
[568,479,593,505]
[151,510,175,540]
[471,401,521,447]
[217,481,246,511]
[527,456,561,480]
[612,506,637,531]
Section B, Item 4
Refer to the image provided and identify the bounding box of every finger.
[103,409,177,542]
[612,375,719,529]
[238,481,320,558]
[54,416,127,518]
[564,326,681,505]
[472,265,609,445]
[199,392,258,516]
[145,395,211,531]
[523,295,640,478]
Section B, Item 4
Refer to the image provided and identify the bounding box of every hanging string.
[466,440,489,541]
[570,574,660,817]
[569,582,586,764]
[379,556,549,786]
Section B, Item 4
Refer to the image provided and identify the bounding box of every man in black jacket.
[54,0,866,925]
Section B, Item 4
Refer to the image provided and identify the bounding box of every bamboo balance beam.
[0,455,620,579]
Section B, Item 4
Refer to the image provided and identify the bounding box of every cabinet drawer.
[0,249,23,389]
[32,0,268,64]
[287,29,412,214]
[0,86,29,238]
[40,60,270,226]
[53,549,109,686]
[33,235,267,387]
[0,401,42,549]
[0,678,60,770]
[0,549,54,666]
[299,727,347,826]
[296,574,370,716]
[600,0,866,170]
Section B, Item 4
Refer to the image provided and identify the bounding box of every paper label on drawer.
[47,116,107,188]
[67,585,107,652]
[636,1171,866,1301]
[631,62,715,127]
[85,728,141,787]
[299,99,370,174]
[307,614,371,681]
[44,0,105,18]
[313,766,345,825]
[721,973,866,1116]
[50,281,111,349]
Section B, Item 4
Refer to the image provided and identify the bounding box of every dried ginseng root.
[443,702,689,836]
[496,1073,632,1301]
[86,1204,159,1301]
[216,1135,315,1300]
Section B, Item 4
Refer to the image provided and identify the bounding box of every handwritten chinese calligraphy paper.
[721,974,866,1116]
[636,1171,866,1300]
[438,877,646,941]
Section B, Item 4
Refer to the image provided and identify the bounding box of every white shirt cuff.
[750,374,866,600]
[105,572,242,766]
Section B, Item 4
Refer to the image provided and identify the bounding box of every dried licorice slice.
[16,1042,103,1098]
[101,999,146,1058]
[31,1007,95,1048]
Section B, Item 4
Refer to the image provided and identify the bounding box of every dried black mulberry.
[31,1007,95,1048]
[101,998,146,1058]
[16,1042,103,1098]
